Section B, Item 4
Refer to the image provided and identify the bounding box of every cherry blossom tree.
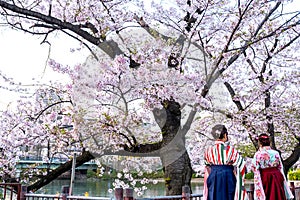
[0,0,299,196]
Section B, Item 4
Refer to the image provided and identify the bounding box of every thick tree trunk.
[162,151,192,195]
[283,142,300,174]
[158,99,192,195]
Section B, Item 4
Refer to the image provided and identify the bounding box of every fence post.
[123,188,134,200]
[182,185,190,200]
[290,182,295,198]
[20,186,27,200]
[247,183,254,200]
[61,185,70,200]
[115,188,123,200]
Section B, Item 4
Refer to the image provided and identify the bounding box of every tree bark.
[162,151,193,195]
[158,99,192,195]
[283,142,300,174]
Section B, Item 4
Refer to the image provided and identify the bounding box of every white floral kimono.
[251,146,294,200]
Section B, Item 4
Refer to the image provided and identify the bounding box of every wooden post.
[61,185,70,200]
[290,182,295,198]
[115,188,123,200]
[20,186,27,200]
[182,185,190,200]
[3,185,7,200]
[123,188,134,200]
[247,183,254,200]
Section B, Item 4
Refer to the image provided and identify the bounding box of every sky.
[0,27,90,109]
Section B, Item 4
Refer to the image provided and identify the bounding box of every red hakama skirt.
[260,167,286,200]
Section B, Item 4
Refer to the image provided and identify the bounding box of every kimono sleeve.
[251,152,266,200]
[277,153,294,200]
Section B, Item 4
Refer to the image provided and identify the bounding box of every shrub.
[288,169,300,180]
[245,171,254,179]
[87,169,97,178]
[237,144,256,158]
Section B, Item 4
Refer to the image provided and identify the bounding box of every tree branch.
[0,1,101,45]
[32,100,72,121]
[224,82,244,111]
[27,150,95,192]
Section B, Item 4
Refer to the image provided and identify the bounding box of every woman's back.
[253,147,281,169]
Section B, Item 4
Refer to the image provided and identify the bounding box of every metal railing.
[0,183,21,200]
[136,194,203,200]
[67,196,111,200]
[0,182,299,200]
[24,194,111,200]
[25,193,63,200]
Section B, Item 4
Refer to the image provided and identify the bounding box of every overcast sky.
[0,27,90,109]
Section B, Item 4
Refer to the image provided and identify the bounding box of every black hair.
[211,124,228,139]
[258,133,270,146]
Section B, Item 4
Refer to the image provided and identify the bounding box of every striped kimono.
[203,141,248,200]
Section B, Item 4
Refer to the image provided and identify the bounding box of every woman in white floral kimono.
[251,134,294,200]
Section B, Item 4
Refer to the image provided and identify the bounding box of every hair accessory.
[259,135,269,139]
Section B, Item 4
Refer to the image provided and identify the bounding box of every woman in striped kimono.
[203,124,248,200]
[251,134,294,200]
